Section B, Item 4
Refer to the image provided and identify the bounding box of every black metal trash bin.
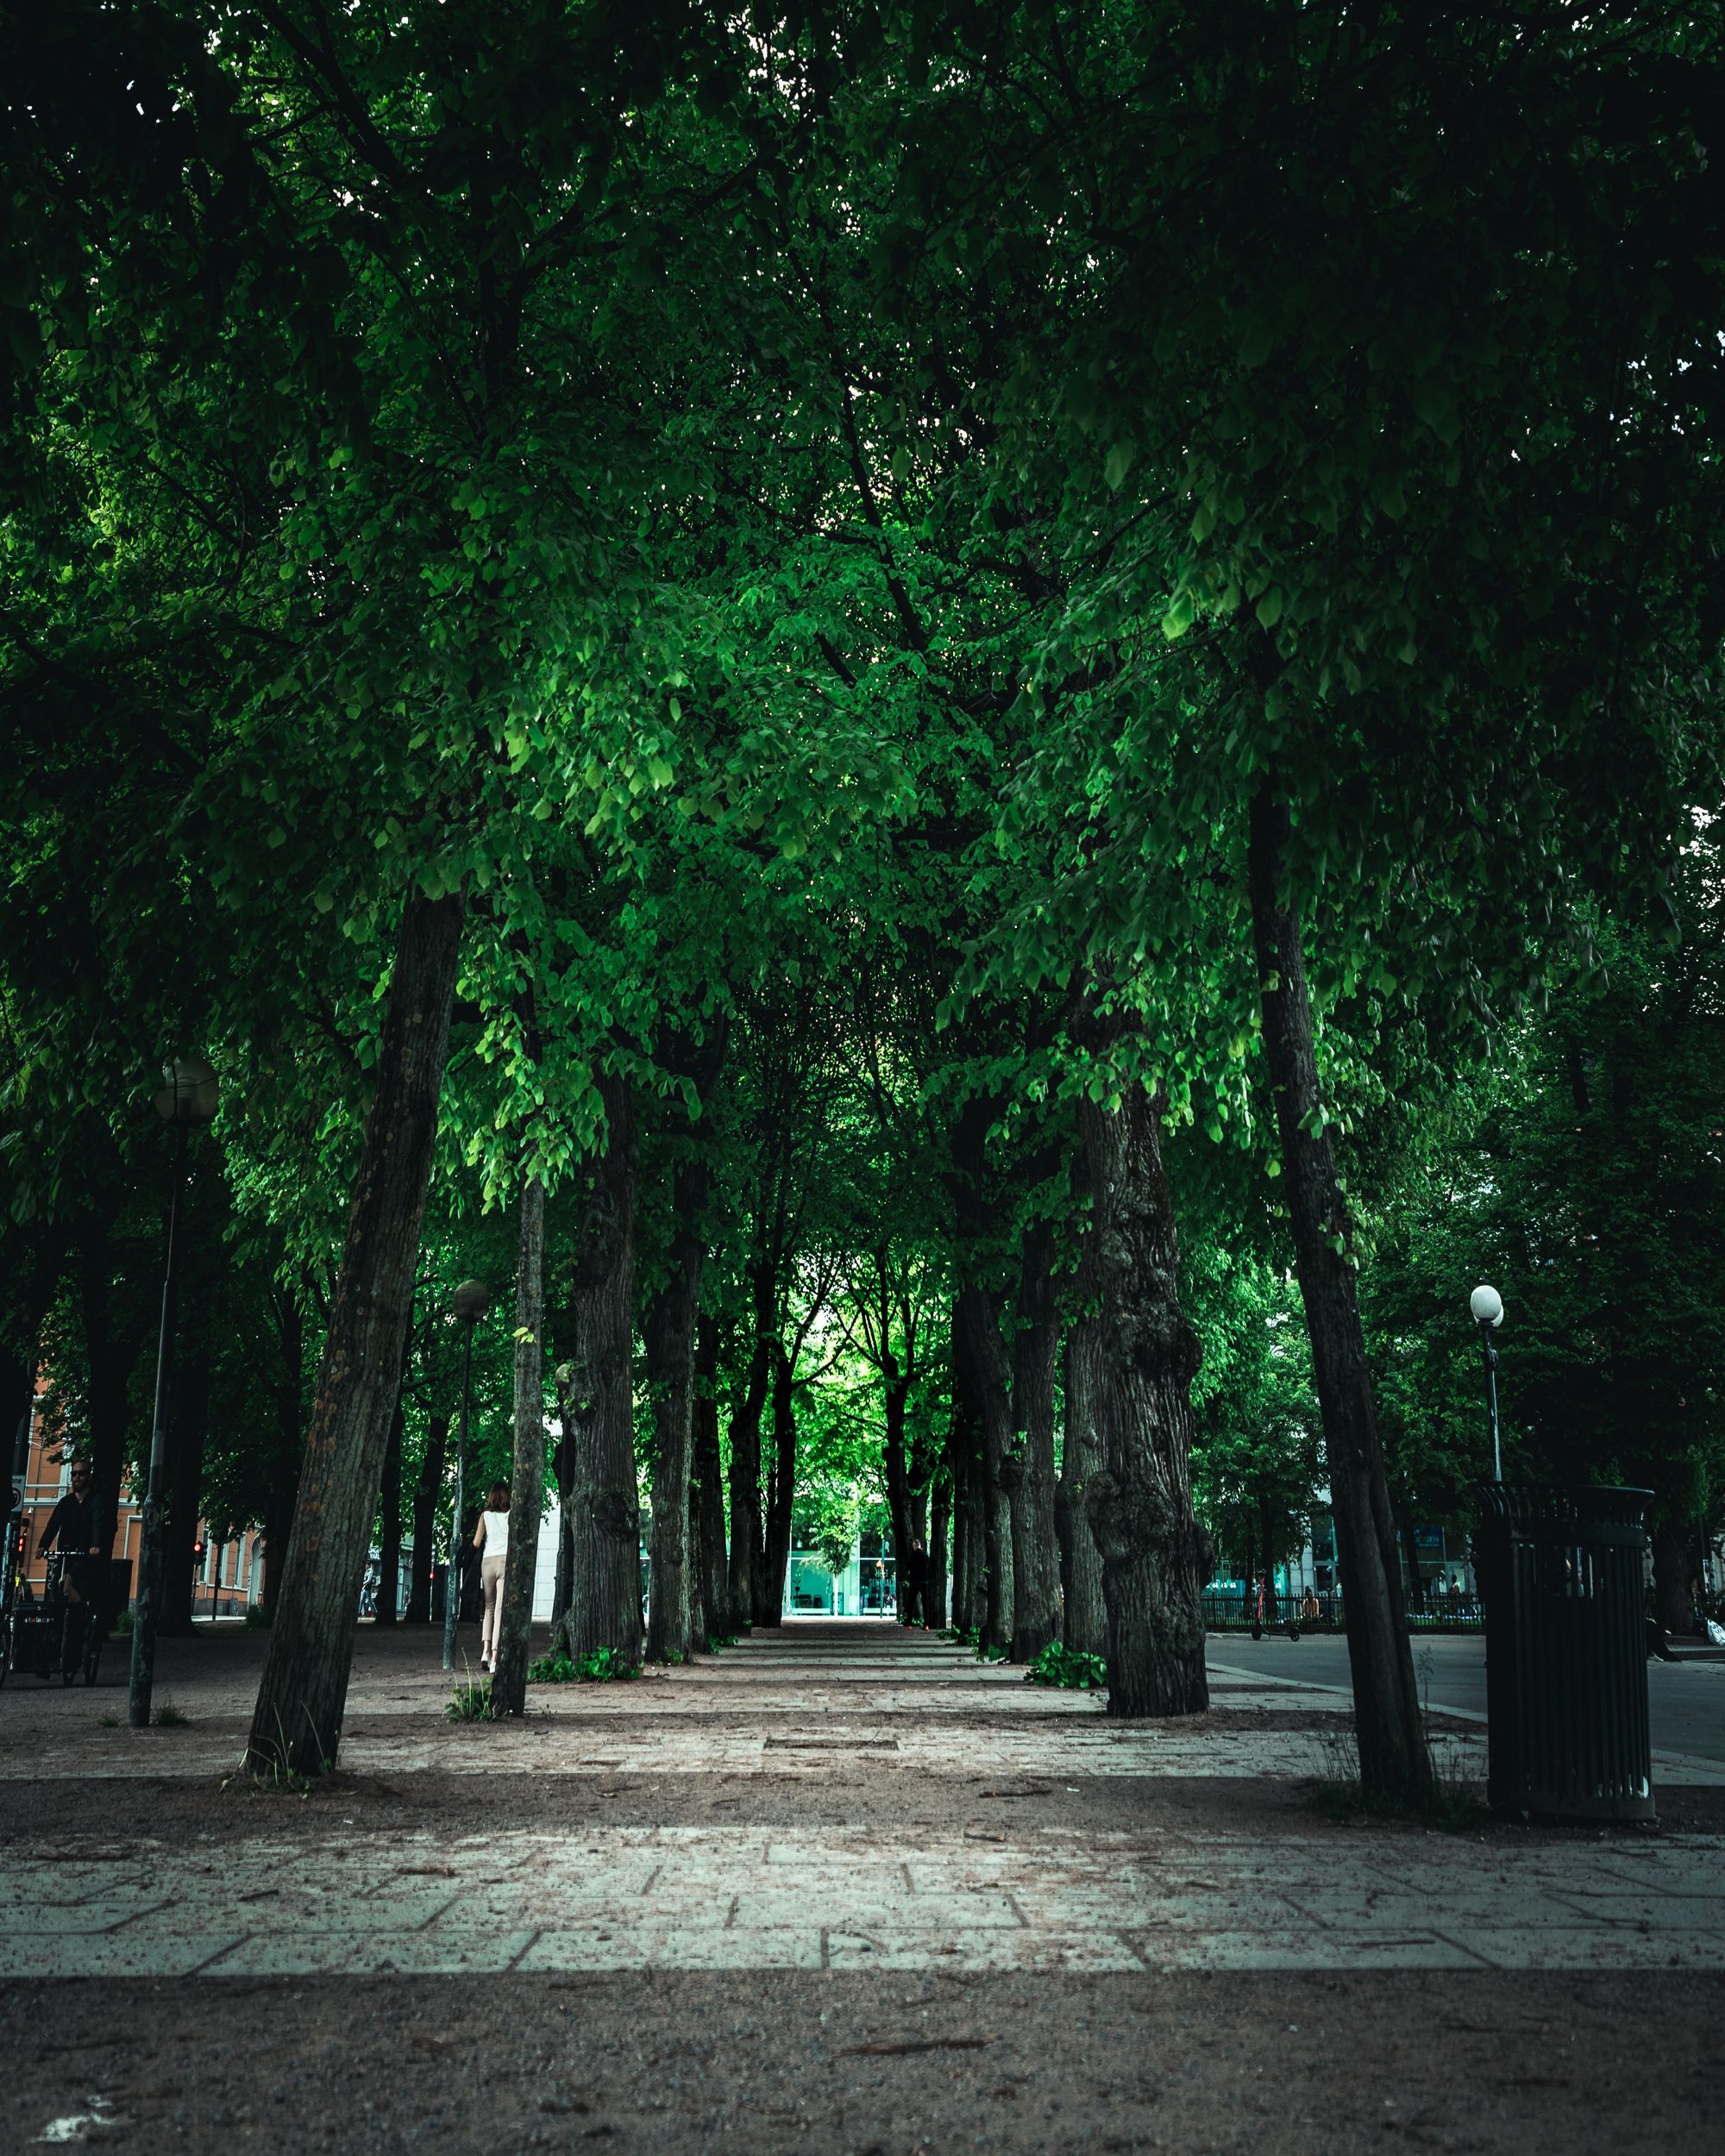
[1474,1483,1655,1822]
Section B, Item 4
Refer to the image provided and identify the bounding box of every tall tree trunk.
[955,1284,1013,1655]
[405,1413,448,1625]
[760,1343,797,1626]
[735,1257,775,1630]
[374,1375,405,1626]
[1057,1226,1108,1661]
[492,1173,548,1716]
[549,1424,574,1627]
[561,1075,643,1666]
[948,1310,986,1633]
[1397,1504,1425,1614]
[161,1339,210,1634]
[881,1360,916,1621]
[691,1317,730,1645]
[245,887,466,1777]
[263,1291,306,1618]
[1259,1488,1280,1607]
[1076,1021,1210,1718]
[1248,784,1428,1802]
[926,1468,950,1629]
[644,1163,706,1664]
[1009,1216,1062,1662]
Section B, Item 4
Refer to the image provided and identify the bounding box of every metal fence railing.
[1201,1588,1485,1633]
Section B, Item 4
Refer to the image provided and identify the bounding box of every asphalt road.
[1208,1631,1725,1764]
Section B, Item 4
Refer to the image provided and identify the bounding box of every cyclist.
[37,1459,108,1677]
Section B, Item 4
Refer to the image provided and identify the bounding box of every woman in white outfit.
[475,1481,510,1672]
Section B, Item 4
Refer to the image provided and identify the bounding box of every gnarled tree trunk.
[492,1172,548,1716]
[925,1468,950,1630]
[561,1075,643,1667]
[1248,783,1428,1802]
[245,887,466,1777]
[1077,1039,1209,1718]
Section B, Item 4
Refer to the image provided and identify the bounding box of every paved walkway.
[3,1620,1721,1981]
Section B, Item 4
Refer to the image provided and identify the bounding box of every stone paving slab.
[4,1825,1721,1977]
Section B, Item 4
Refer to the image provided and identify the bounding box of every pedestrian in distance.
[475,1480,510,1673]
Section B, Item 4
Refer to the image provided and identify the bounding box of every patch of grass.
[528,1644,641,1684]
[153,1696,190,1727]
[114,1609,134,1639]
[706,1633,738,1652]
[1302,1725,1484,1830]
[973,1636,1009,1663]
[445,1677,495,1720]
[99,1713,120,1727]
[1024,1641,1107,1690]
[940,1625,979,1647]
[243,1605,273,1629]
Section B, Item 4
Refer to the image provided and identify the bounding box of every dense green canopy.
[3,2,1721,1796]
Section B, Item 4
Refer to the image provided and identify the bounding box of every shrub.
[528,1644,640,1684]
[1024,1641,1108,1690]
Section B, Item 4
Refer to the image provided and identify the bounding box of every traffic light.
[191,1537,206,1569]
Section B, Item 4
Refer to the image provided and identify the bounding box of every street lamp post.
[1470,1282,1506,1482]
[442,1279,491,1674]
[129,1056,220,1728]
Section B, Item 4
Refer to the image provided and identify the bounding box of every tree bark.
[405,1413,448,1624]
[760,1343,797,1626]
[561,1074,643,1666]
[161,1339,210,1634]
[1008,1216,1062,1662]
[644,1162,706,1664]
[691,1316,730,1645]
[263,1290,306,1618]
[1248,783,1429,1802]
[245,886,466,1777]
[1057,1222,1108,1660]
[1076,1036,1210,1718]
[925,1467,950,1629]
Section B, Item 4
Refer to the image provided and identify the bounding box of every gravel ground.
[6,1969,1722,2153]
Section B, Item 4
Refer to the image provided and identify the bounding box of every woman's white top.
[481,1509,510,1557]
